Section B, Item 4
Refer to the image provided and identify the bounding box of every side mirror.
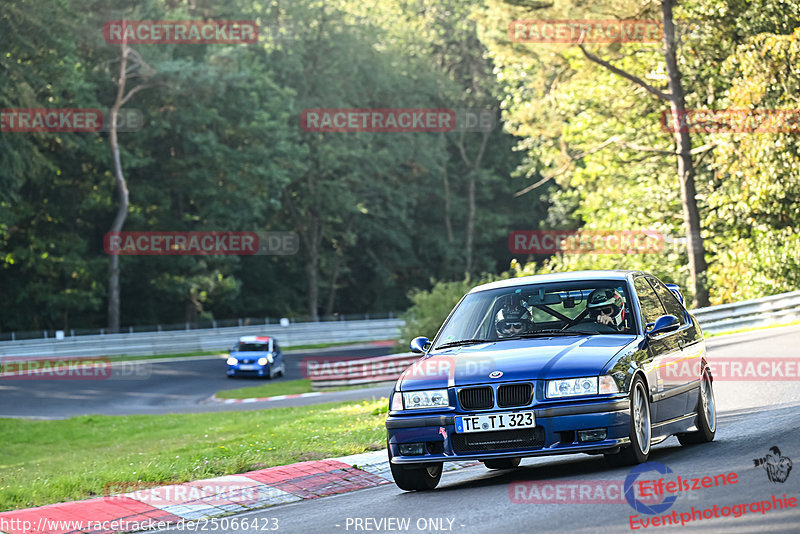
[410,336,430,354]
[647,315,680,337]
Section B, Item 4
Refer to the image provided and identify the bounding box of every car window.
[434,280,636,347]
[634,277,666,326]
[236,343,268,351]
[648,278,688,325]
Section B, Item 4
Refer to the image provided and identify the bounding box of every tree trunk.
[305,215,321,322]
[443,164,454,243]
[661,0,709,307]
[465,175,475,277]
[441,133,454,243]
[107,44,130,333]
[456,130,489,279]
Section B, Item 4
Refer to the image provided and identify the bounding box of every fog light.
[399,443,425,456]
[577,429,607,442]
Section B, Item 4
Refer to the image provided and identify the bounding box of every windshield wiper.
[436,339,495,349]
[510,330,598,338]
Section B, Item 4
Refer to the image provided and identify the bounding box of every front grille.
[452,428,545,453]
[458,387,494,410]
[497,383,533,408]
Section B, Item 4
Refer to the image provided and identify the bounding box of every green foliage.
[401,274,506,343]
[0,0,535,331]
[3,0,798,332]
[475,0,800,305]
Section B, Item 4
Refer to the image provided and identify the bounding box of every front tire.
[678,369,716,445]
[605,376,651,466]
[483,458,521,470]
[389,462,443,491]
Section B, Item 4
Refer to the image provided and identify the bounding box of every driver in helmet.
[495,294,533,338]
[587,288,625,331]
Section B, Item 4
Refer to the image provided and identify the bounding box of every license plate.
[455,411,535,433]
[237,364,257,370]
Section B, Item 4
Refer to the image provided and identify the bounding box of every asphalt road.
[159,324,800,534]
[0,344,394,418]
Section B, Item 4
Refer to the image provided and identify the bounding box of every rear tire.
[605,376,651,466]
[678,369,716,446]
[389,462,443,491]
[483,458,521,470]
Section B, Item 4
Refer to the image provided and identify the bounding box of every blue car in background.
[226,336,286,378]
[386,270,716,490]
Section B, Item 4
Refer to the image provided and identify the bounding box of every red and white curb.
[213,391,324,404]
[0,452,477,534]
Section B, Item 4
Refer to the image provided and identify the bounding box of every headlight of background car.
[257,357,268,366]
[226,357,238,365]
[545,376,619,398]
[402,389,449,409]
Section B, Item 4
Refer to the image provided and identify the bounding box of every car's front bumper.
[227,365,269,376]
[386,398,630,464]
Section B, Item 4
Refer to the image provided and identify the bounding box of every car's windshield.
[234,343,269,352]
[434,280,635,348]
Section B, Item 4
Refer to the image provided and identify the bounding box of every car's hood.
[398,335,637,390]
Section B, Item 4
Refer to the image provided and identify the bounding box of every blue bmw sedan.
[386,270,716,490]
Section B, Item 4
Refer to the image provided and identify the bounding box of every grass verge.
[89,340,396,363]
[214,379,314,399]
[0,398,388,512]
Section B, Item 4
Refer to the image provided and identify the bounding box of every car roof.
[238,336,271,343]
[468,270,642,294]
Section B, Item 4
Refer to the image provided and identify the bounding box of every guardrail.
[0,319,404,358]
[691,289,800,335]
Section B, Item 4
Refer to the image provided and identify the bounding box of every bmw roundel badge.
[489,370,503,379]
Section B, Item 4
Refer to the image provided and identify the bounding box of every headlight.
[546,377,598,398]
[257,357,268,366]
[546,376,620,398]
[402,389,449,409]
[226,357,238,366]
